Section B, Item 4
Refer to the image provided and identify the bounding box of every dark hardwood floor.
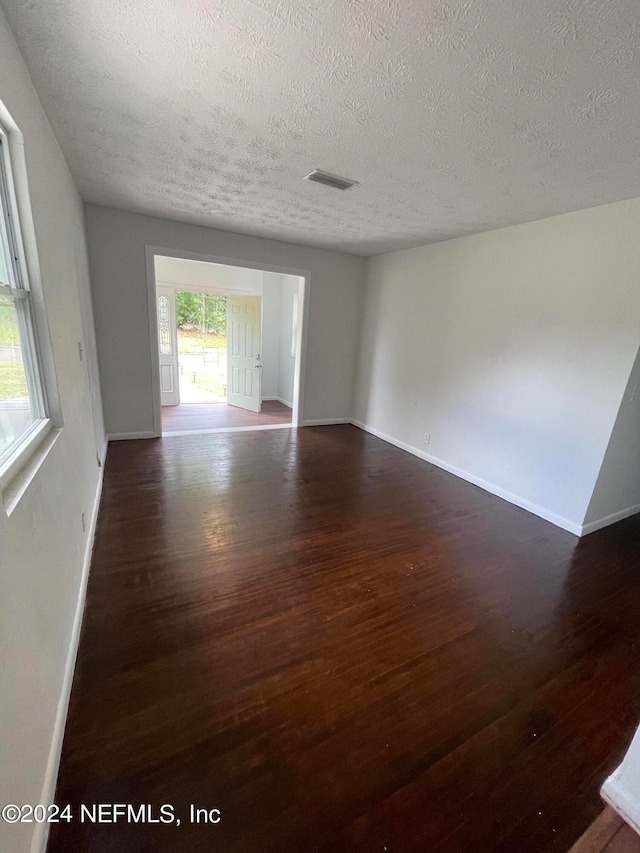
[48,425,640,853]
[162,399,292,432]
[569,808,640,853]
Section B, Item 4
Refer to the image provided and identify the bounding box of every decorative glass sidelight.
[158,296,171,355]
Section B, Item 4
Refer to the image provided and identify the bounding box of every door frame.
[145,245,310,438]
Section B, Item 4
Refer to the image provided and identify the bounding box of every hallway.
[49,426,640,852]
[162,399,292,433]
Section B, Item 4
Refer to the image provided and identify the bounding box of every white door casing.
[227,295,262,413]
[157,285,179,406]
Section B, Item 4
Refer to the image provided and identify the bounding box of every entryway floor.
[162,399,292,433]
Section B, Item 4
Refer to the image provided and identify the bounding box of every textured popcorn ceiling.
[2,0,640,255]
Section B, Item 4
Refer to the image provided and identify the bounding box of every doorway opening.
[147,251,307,436]
[175,290,228,405]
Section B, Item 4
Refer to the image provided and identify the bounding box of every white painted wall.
[353,198,640,533]
[584,347,640,531]
[278,274,299,407]
[0,8,104,853]
[85,205,366,435]
[602,725,640,835]
[154,255,264,293]
[261,272,282,399]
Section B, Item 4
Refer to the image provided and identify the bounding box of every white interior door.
[157,285,179,406]
[227,295,262,413]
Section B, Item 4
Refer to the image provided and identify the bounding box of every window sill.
[0,419,60,515]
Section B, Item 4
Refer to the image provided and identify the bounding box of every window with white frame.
[0,127,49,478]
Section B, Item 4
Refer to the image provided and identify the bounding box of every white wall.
[584,347,640,531]
[261,272,281,399]
[602,725,640,835]
[154,254,264,293]
[353,197,640,533]
[0,8,104,853]
[86,205,366,435]
[278,274,299,407]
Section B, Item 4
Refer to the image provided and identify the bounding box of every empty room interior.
[2,1,640,852]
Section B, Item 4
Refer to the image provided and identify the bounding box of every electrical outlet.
[424,433,430,444]
[82,511,86,533]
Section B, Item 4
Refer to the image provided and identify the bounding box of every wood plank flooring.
[48,425,640,852]
[162,399,292,432]
[568,808,640,853]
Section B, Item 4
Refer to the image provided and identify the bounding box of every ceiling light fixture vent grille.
[303,169,357,190]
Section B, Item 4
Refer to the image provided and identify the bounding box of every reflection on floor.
[162,399,292,433]
[48,426,640,852]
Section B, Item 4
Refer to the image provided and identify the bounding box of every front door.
[157,286,179,406]
[227,295,262,413]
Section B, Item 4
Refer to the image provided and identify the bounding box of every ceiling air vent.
[303,169,357,191]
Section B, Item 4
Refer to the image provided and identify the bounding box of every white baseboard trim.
[350,419,582,536]
[107,431,157,441]
[262,396,293,408]
[581,503,640,536]
[601,775,640,837]
[303,418,352,426]
[30,463,104,853]
[163,423,293,437]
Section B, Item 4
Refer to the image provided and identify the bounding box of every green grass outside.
[177,329,226,355]
[0,361,28,401]
[0,303,21,346]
